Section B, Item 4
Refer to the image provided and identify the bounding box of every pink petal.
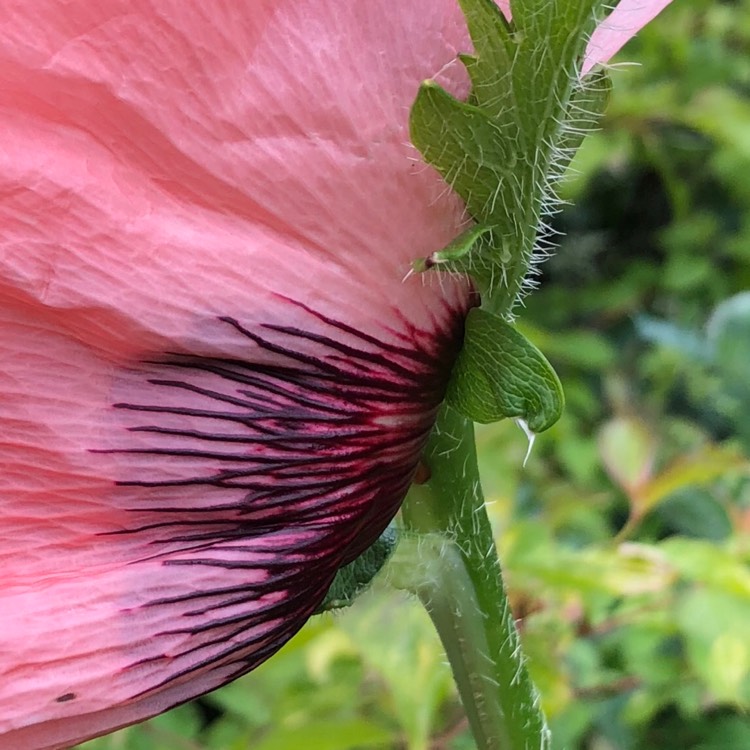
[0,1,473,747]
[0,298,466,750]
[583,0,673,74]
[0,0,471,358]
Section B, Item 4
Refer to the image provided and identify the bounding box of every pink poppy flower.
[0,1,670,748]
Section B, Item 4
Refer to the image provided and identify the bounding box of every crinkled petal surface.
[0,0,673,748]
[0,2,473,748]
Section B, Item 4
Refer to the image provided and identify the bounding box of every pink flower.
[0,1,670,748]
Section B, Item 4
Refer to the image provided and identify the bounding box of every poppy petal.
[0,296,465,748]
[583,0,673,74]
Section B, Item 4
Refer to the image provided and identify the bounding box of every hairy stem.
[400,405,549,750]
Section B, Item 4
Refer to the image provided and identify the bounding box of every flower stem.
[400,405,549,750]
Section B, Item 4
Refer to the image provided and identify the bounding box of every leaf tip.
[516,418,536,467]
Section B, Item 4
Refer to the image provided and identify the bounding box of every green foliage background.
[80,1,750,747]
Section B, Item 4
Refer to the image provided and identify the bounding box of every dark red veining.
[96,304,465,699]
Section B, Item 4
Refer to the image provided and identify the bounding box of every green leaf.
[315,526,397,612]
[708,291,750,385]
[656,488,732,541]
[676,588,750,704]
[597,417,657,496]
[635,314,711,362]
[446,308,564,431]
[638,445,750,514]
[659,538,750,598]
[695,716,750,750]
[251,720,393,750]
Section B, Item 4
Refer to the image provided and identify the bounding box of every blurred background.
[81,1,750,747]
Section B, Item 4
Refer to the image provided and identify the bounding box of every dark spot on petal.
[55,693,76,703]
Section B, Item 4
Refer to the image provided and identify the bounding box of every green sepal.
[509,0,603,151]
[315,526,398,613]
[555,68,612,174]
[410,0,610,310]
[446,308,564,432]
[411,223,495,274]
[455,0,514,123]
[409,82,519,219]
